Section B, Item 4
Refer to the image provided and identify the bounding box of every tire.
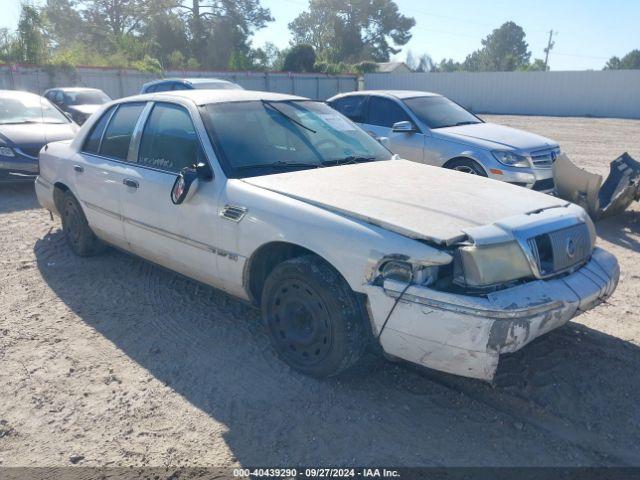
[261,254,368,377]
[445,158,488,176]
[60,190,105,256]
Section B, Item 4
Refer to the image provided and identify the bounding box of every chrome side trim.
[83,201,122,221]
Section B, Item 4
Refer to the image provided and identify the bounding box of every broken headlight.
[453,241,533,288]
[492,150,530,168]
[379,260,438,286]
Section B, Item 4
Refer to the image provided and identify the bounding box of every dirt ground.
[1,115,639,468]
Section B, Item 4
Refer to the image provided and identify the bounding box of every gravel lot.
[1,115,639,468]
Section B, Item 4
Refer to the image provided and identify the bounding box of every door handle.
[73,165,84,173]
[123,178,139,188]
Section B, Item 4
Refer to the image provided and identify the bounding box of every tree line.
[0,1,637,74]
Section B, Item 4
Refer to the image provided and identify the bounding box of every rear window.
[329,96,367,123]
[82,106,115,154]
[99,103,145,160]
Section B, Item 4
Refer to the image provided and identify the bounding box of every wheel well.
[245,242,315,304]
[443,156,480,168]
[245,241,377,341]
[53,182,70,213]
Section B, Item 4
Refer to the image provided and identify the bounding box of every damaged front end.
[363,205,620,381]
[554,152,640,220]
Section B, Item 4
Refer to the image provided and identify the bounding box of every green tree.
[283,44,315,72]
[14,4,49,64]
[519,58,548,71]
[463,21,531,71]
[605,50,640,70]
[436,58,462,72]
[289,0,415,63]
[180,0,273,69]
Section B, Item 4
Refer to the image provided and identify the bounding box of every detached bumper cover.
[365,247,619,381]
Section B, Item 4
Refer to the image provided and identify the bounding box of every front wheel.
[60,190,105,256]
[445,158,488,176]
[261,255,368,377]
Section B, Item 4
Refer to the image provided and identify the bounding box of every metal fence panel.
[364,70,640,119]
[0,65,358,101]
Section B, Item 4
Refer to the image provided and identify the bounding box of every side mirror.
[377,136,390,148]
[171,166,199,205]
[392,121,416,133]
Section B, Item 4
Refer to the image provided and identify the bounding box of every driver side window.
[137,103,203,173]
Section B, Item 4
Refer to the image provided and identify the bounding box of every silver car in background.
[328,90,560,192]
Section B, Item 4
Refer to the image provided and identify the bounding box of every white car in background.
[35,89,618,381]
[328,90,560,192]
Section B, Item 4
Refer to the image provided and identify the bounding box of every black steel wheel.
[60,190,105,256]
[261,255,368,377]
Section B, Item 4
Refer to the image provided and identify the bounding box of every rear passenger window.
[367,96,410,128]
[330,96,367,123]
[137,103,202,173]
[83,106,115,154]
[99,103,145,160]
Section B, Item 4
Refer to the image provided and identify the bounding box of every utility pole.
[544,30,555,70]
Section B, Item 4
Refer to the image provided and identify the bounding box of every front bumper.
[0,151,39,181]
[364,247,619,381]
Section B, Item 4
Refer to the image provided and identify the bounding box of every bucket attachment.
[553,152,640,220]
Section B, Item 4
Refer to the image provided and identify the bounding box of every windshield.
[201,100,391,178]
[403,96,482,129]
[0,94,69,125]
[64,90,111,105]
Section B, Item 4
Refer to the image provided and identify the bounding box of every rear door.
[119,101,223,286]
[74,102,146,249]
[360,96,425,162]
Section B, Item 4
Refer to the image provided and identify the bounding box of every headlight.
[453,241,532,288]
[492,150,530,168]
[0,146,15,157]
[379,260,438,286]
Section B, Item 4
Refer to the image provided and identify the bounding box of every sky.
[3,0,638,70]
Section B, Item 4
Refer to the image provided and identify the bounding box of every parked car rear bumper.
[364,247,619,381]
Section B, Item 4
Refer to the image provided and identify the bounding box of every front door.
[120,102,222,287]
[360,96,425,163]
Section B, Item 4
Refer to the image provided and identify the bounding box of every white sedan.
[35,89,619,381]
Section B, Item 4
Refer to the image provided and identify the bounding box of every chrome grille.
[530,147,560,169]
[527,223,591,276]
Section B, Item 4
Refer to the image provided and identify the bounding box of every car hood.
[242,159,568,245]
[67,104,102,115]
[433,122,558,151]
[0,122,77,149]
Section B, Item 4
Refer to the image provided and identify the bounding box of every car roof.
[44,87,105,93]
[119,89,308,106]
[0,89,45,100]
[331,90,442,100]
[142,77,237,87]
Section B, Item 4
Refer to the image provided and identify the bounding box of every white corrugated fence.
[364,70,640,119]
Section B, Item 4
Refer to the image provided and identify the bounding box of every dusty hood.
[434,122,558,151]
[243,160,567,245]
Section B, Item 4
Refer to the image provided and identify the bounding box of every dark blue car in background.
[0,90,78,182]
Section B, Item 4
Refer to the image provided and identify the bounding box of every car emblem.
[566,238,576,258]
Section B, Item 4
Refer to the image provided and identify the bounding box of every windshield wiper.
[453,121,480,126]
[235,160,320,171]
[262,100,316,134]
[321,155,376,166]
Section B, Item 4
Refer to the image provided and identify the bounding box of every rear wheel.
[445,158,488,176]
[261,255,368,377]
[60,191,105,256]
